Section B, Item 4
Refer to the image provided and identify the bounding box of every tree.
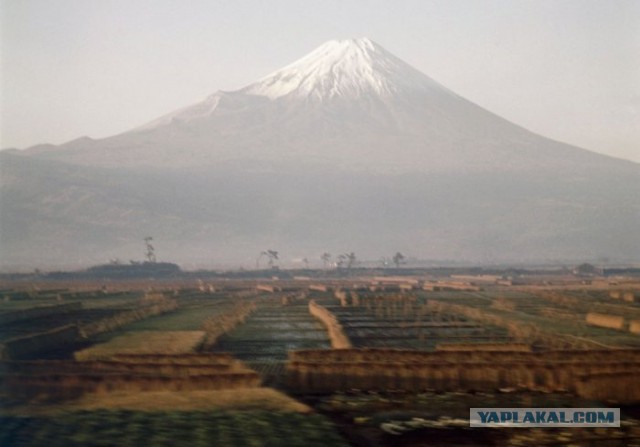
[337,252,356,272]
[144,237,156,263]
[345,252,357,271]
[574,263,600,277]
[392,252,405,268]
[321,252,331,269]
[257,249,279,269]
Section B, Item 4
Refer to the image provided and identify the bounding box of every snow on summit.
[133,38,455,132]
[243,38,447,100]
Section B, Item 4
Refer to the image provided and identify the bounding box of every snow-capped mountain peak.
[130,38,454,133]
[242,37,446,100]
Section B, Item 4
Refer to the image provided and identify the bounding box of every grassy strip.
[75,331,205,360]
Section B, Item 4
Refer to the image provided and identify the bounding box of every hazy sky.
[1,0,639,162]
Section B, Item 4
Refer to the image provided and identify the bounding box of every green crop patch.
[0,410,349,447]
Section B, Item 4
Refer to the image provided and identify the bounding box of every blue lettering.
[574,411,584,423]
[523,412,535,423]
[535,411,547,423]
[500,412,513,423]
[547,412,559,423]
[598,411,614,424]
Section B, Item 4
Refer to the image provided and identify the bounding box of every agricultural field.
[212,297,330,385]
[123,305,219,331]
[0,305,117,343]
[1,273,639,446]
[419,288,640,349]
[90,291,246,336]
[0,291,156,359]
[0,287,255,360]
[0,410,349,447]
[0,289,142,310]
[309,390,640,447]
[314,292,511,350]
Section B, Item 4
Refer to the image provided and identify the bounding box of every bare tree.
[392,252,405,268]
[144,237,156,263]
[321,252,331,269]
[337,252,357,272]
[345,252,357,271]
[257,249,279,269]
[266,250,279,268]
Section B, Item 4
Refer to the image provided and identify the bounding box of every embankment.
[575,372,640,404]
[1,353,260,401]
[201,301,256,348]
[79,299,178,338]
[286,348,640,403]
[308,300,352,349]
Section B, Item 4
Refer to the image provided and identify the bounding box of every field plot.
[0,289,142,309]
[0,289,155,329]
[424,288,640,349]
[0,305,117,341]
[123,306,216,331]
[52,291,254,356]
[315,293,511,350]
[0,410,349,447]
[0,295,163,359]
[0,290,143,337]
[212,298,330,385]
[119,295,237,332]
[313,390,640,447]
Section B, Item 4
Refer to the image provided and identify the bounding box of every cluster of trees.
[381,252,406,268]
[319,252,353,269]
[255,250,407,270]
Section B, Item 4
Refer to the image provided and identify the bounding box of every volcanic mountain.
[2,38,639,268]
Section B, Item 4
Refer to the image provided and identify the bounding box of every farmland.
[1,269,640,446]
[314,294,511,350]
[212,297,330,386]
[0,410,348,447]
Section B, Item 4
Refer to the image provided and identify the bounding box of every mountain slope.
[3,38,639,268]
[3,148,638,268]
[25,38,634,174]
